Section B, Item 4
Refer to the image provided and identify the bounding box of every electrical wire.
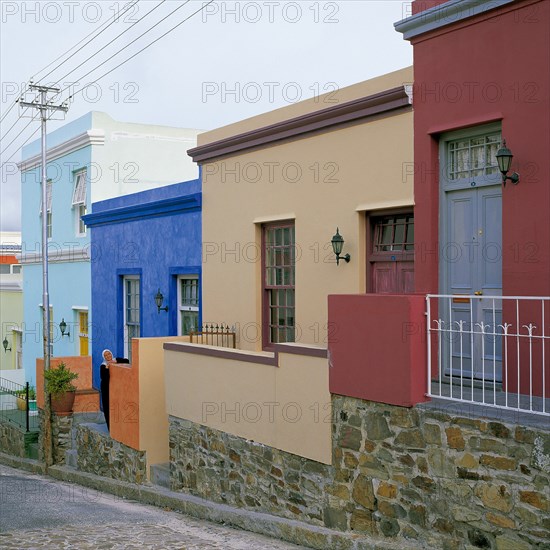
[0,1,139,136]
[60,0,213,101]
[1,1,215,172]
[36,0,140,84]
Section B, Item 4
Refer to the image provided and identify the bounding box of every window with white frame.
[177,276,199,335]
[123,276,140,362]
[72,170,87,236]
[447,132,501,181]
[39,180,53,239]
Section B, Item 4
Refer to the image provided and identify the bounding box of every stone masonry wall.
[37,411,73,464]
[170,395,550,550]
[0,418,26,457]
[76,424,146,484]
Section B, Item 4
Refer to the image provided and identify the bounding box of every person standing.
[100,349,114,430]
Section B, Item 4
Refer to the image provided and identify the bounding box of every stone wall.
[76,424,146,484]
[37,411,73,464]
[169,395,550,550]
[0,418,26,457]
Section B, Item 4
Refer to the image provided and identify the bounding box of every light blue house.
[18,112,201,383]
[83,178,201,387]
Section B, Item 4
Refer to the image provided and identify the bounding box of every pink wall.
[328,294,429,407]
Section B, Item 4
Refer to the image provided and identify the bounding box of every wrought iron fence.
[426,295,549,416]
[0,377,39,431]
[189,323,236,349]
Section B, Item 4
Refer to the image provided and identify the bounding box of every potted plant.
[44,362,79,414]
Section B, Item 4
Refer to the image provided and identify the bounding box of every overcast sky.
[0,0,412,231]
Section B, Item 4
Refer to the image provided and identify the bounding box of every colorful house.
[82,178,202,477]
[18,112,201,384]
[164,66,414,470]
[0,232,23,382]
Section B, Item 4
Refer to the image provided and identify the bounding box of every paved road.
[0,464,307,549]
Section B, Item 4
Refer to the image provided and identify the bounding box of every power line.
[1,1,138,137]
[36,0,140,84]
[0,119,37,168]
[61,0,213,101]
[57,0,187,92]
[0,109,30,144]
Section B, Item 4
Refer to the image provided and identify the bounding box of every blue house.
[83,178,201,387]
[18,112,201,383]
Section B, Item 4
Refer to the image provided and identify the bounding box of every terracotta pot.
[16,397,27,411]
[51,391,76,414]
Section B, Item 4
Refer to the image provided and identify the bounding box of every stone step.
[150,462,170,489]
[65,449,78,469]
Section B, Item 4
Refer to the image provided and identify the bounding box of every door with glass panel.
[440,128,503,381]
[123,277,140,362]
[178,276,199,335]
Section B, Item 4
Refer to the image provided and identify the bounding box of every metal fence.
[426,295,549,416]
[0,377,39,432]
[190,323,236,349]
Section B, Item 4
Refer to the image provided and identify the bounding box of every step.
[65,449,78,469]
[150,462,171,489]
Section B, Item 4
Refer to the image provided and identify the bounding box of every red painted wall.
[411,0,550,297]
[0,254,18,264]
[328,294,429,407]
[410,0,550,396]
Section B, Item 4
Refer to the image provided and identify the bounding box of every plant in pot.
[15,389,27,411]
[44,362,79,414]
[28,386,37,414]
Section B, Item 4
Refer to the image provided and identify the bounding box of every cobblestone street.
[0,464,308,549]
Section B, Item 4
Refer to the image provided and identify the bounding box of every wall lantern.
[331,228,351,265]
[155,289,169,313]
[2,337,11,353]
[496,139,519,186]
[59,318,70,338]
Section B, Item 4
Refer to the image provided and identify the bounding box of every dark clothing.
[100,363,110,430]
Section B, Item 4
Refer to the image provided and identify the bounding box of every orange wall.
[36,356,92,409]
[109,339,139,450]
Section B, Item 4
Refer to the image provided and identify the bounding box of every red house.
[329,0,550,415]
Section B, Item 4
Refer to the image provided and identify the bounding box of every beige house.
[164,67,414,465]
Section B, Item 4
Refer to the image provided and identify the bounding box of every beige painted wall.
[199,67,413,145]
[201,68,414,351]
[137,335,190,477]
[165,344,332,464]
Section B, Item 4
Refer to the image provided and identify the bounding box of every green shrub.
[43,362,78,398]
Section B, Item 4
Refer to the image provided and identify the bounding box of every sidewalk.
[0,451,422,550]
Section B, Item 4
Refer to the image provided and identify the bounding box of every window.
[123,277,140,362]
[0,265,9,274]
[11,265,21,274]
[72,170,87,236]
[178,276,199,335]
[447,132,501,181]
[39,179,53,239]
[78,311,89,356]
[369,212,415,294]
[373,214,414,252]
[263,223,295,346]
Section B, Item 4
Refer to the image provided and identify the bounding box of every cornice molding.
[0,281,22,291]
[83,193,201,228]
[17,129,105,171]
[188,86,411,164]
[394,0,515,40]
[18,248,90,265]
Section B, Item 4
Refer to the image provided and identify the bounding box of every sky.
[0,0,413,231]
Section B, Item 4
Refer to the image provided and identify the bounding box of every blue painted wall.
[85,178,201,389]
[21,114,93,383]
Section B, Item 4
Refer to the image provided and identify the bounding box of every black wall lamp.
[331,228,351,265]
[155,289,169,313]
[59,318,70,337]
[496,139,519,186]
[2,337,11,353]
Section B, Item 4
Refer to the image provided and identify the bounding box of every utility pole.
[20,85,68,467]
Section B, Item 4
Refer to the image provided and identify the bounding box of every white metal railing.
[426,295,549,416]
